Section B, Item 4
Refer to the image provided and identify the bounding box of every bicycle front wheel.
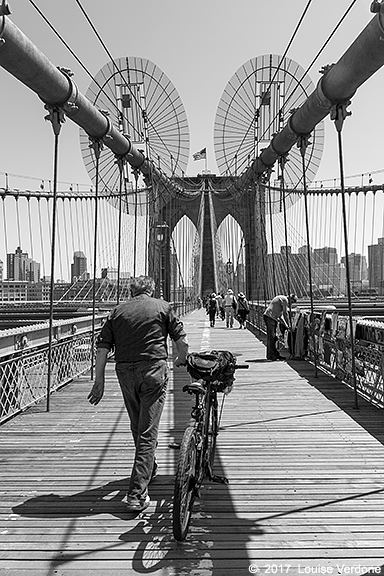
[204,391,218,476]
[173,426,198,541]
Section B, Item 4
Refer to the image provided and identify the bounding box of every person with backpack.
[216,293,225,321]
[236,292,249,329]
[223,288,237,328]
[206,292,219,327]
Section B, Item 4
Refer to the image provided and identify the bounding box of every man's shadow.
[12,475,264,574]
[12,476,134,519]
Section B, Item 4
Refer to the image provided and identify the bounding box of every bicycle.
[172,350,248,541]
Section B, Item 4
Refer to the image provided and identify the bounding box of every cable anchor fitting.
[89,137,103,160]
[0,1,10,16]
[371,1,384,40]
[132,167,140,183]
[278,152,289,171]
[44,104,66,136]
[261,166,274,184]
[371,0,384,13]
[115,155,126,174]
[330,101,352,133]
[297,134,312,158]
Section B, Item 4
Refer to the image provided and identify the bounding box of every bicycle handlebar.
[177,362,249,369]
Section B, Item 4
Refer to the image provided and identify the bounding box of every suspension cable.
[299,135,318,376]
[230,0,360,176]
[227,0,314,163]
[45,104,65,412]
[332,102,359,409]
[27,0,141,142]
[279,155,294,334]
[116,157,124,304]
[74,0,181,171]
[90,138,102,380]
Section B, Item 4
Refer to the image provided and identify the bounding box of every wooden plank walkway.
[1,308,384,575]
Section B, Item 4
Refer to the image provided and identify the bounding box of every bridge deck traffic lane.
[1,308,384,574]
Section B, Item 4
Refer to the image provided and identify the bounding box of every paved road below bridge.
[1,308,384,575]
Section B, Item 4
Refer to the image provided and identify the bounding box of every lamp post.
[226,259,233,291]
[156,223,169,299]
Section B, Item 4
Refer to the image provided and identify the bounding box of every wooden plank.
[1,308,384,574]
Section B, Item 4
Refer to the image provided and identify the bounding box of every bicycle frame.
[172,351,248,540]
[186,378,225,488]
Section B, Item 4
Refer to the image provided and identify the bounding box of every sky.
[0,0,384,284]
[1,0,383,190]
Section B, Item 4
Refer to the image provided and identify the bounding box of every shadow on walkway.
[250,326,384,446]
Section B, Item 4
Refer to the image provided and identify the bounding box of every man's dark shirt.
[97,294,186,363]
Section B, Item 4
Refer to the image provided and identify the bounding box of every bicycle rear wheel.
[173,425,198,541]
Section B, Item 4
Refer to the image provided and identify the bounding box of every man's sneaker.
[126,494,150,513]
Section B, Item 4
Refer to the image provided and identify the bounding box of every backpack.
[238,297,249,313]
[186,350,236,389]
[208,297,217,312]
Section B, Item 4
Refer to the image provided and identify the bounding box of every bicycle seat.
[182,382,206,395]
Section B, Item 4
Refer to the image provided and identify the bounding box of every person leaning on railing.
[87,275,189,513]
[263,293,297,361]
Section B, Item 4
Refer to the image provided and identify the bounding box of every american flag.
[193,148,206,161]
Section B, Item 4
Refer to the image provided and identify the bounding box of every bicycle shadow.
[9,329,264,575]
[124,480,264,574]
[163,362,265,575]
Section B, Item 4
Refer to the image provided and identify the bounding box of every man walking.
[206,292,219,327]
[223,288,237,328]
[88,276,189,512]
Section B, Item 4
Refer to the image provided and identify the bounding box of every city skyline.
[2,235,384,301]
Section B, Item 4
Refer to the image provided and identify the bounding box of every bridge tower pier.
[146,174,269,304]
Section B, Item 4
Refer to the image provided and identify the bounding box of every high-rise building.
[368,238,384,295]
[71,251,88,282]
[311,246,345,295]
[0,260,3,281]
[313,246,338,266]
[340,252,368,293]
[7,247,40,282]
[267,246,308,298]
[101,267,130,281]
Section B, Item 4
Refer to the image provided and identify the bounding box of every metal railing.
[0,302,195,425]
[248,302,384,409]
[0,315,106,424]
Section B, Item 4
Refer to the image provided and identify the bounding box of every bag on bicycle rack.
[186,350,236,391]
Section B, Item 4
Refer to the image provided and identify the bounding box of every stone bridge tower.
[149,174,267,302]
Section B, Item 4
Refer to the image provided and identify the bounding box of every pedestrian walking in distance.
[236,292,249,328]
[223,288,237,328]
[206,292,219,327]
[87,275,189,513]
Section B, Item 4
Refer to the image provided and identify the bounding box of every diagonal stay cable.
[227,0,314,166]
[27,0,142,140]
[74,0,184,174]
[226,0,359,179]
[253,0,359,159]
